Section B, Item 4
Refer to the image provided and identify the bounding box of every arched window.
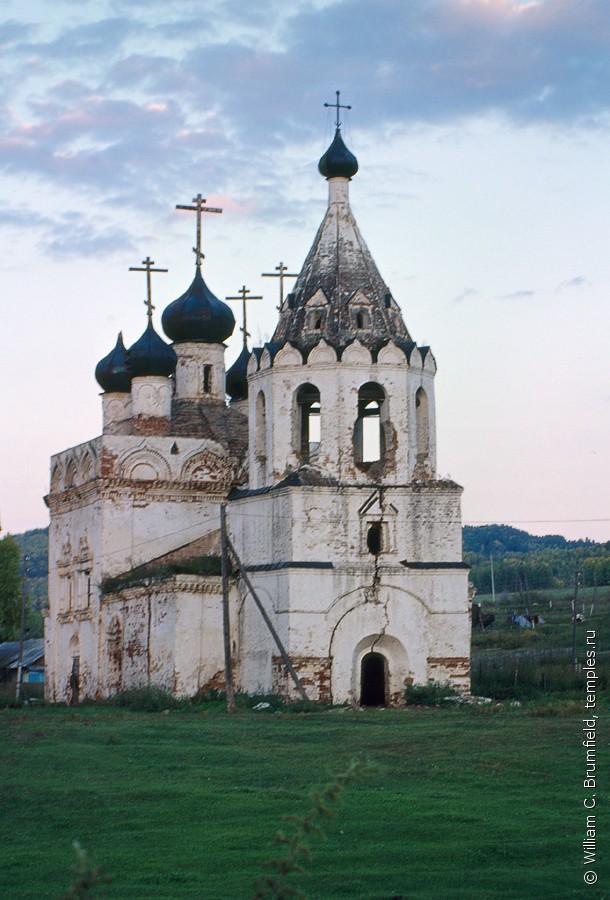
[203,365,212,393]
[306,309,326,331]
[255,391,267,482]
[366,522,383,555]
[353,308,370,329]
[296,384,321,463]
[415,387,430,462]
[355,383,385,466]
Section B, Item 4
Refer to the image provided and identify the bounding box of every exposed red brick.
[101,448,119,478]
[132,416,170,436]
[272,655,332,703]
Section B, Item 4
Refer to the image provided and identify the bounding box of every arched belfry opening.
[415,387,430,463]
[360,652,387,706]
[296,384,321,463]
[255,390,267,482]
[355,382,386,467]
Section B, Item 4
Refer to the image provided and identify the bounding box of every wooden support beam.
[220,505,235,713]
[224,532,309,702]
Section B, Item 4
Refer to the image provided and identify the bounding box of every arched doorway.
[360,652,387,706]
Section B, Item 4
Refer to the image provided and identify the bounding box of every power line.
[44,512,610,577]
[465,519,610,525]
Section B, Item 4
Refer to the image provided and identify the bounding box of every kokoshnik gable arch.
[44,101,470,707]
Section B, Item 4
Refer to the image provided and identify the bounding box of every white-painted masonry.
[45,130,470,705]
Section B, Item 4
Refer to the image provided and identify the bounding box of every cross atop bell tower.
[324,90,352,128]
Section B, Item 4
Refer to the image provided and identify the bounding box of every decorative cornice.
[47,479,234,514]
[74,608,93,621]
[101,574,223,603]
[230,479,463,501]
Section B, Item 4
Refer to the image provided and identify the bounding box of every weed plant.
[472,654,609,701]
[403,681,462,706]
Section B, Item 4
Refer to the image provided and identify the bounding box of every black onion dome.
[127,320,177,378]
[225,346,251,401]
[162,266,235,343]
[95,332,131,393]
[318,128,359,179]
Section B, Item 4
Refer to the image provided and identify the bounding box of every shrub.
[471,654,609,702]
[404,681,462,707]
[106,687,179,712]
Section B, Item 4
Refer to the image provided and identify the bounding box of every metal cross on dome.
[176,193,222,266]
[324,90,352,128]
[226,285,263,348]
[128,256,168,321]
[262,261,298,311]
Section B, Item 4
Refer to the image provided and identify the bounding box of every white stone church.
[44,115,471,706]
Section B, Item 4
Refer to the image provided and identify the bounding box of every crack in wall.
[367,485,390,655]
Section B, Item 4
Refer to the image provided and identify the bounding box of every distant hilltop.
[462,523,604,555]
[463,525,610,594]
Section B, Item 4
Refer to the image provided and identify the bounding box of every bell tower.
[228,95,470,705]
[246,105,436,490]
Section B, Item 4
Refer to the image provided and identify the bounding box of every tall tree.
[0,534,22,641]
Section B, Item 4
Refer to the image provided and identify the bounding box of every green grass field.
[1,704,607,899]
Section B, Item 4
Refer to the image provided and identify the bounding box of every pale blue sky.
[1,0,609,541]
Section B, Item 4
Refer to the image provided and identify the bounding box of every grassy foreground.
[1,704,607,899]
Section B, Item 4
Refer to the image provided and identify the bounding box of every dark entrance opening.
[367,522,382,555]
[360,652,386,706]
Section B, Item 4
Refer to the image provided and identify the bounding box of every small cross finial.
[129,256,168,321]
[176,193,222,266]
[324,90,351,129]
[226,285,263,349]
[262,261,299,311]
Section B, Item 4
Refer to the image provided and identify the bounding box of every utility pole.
[590,572,597,618]
[572,572,580,672]
[490,553,496,604]
[220,505,235,713]
[15,555,29,702]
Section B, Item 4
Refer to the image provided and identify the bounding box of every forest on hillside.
[9,528,48,637]
[463,524,610,593]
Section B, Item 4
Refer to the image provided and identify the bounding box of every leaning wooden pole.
[220,504,235,713]
[224,533,309,702]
